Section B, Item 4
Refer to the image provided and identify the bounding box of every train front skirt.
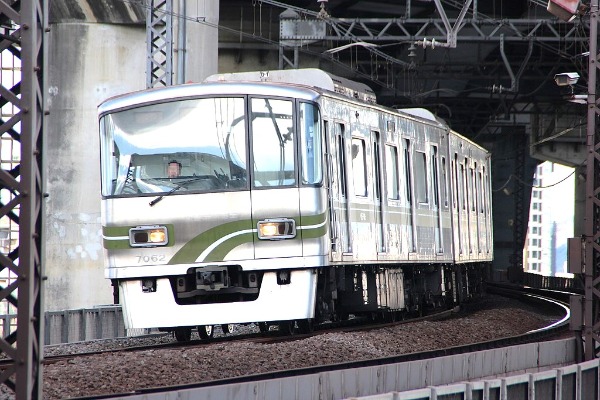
[119,269,317,329]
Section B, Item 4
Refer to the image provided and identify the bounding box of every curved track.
[41,285,571,399]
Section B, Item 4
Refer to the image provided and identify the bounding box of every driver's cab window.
[250,98,296,187]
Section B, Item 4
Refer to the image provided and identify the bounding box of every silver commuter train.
[98,68,493,340]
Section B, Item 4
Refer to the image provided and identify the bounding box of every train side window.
[299,102,322,185]
[385,145,400,200]
[415,151,428,204]
[352,138,367,197]
[250,98,295,187]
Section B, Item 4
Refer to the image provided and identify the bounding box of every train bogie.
[98,68,492,337]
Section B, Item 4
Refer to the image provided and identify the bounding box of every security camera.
[554,72,580,87]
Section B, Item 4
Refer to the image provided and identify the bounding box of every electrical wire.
[493,161,580,193]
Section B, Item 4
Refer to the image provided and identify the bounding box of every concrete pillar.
[46,21,146,310]
[173,0,219,83]
[45,0,219,311]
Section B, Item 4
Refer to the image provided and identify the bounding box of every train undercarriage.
[142,262,489,341]
[314,262,488,325]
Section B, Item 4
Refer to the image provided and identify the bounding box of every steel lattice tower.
[146,0,173,88]
[583,0,600,361]
[0,0,47,398]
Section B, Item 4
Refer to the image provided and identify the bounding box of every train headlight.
[129,225,169,247]
[257,218,296,240]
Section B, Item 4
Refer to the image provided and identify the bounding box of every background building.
[523,162,575,277]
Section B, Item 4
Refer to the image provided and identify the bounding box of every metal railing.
[355,358,600,400]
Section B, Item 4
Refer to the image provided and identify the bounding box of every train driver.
[167,160,182,178]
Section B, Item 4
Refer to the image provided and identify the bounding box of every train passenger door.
[473,163,481,255]
[465,158,472,254]
[452,154,463,256]
[403,139,415,252]
[324,121,338,253]
[249,97,302,259]
[430,145,443,253]
[327,122,351,256]
[482,165,491,254]
[373,131,385,253]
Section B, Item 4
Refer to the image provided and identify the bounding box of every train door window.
[415,151,428,204]
[299,102,322,185]
[452,155,458,210]
[483,165,490,253]
[352,138,367,197]
[482,166,488,215]
[441,156,448,207]
[470,165,476,212]
[250,98,295,187]
[478,170,484,213]
[373,132,382,201]
[404,139,413,206]
[430,146,439,208]
[459,162,466,210]
[460,164,467,210]
[337,130,347,198]
[463,158,470,212]
[385,145,399,200]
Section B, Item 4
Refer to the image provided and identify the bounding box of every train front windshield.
[99,96,322,197]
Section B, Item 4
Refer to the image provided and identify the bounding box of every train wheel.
[258,322,270,333]
[198,325,214,340]
[174,327,192,342]
[221,324,235,334]
[336,312,349,322]
[386,311,398,323]
[278,320,296,335]
[297,319,314,334]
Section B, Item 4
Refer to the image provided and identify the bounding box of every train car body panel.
[448,131,493,263]
[102,192,255,278]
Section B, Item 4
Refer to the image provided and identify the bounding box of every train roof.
[98,69,461,139]
[206,70,452,131]
[204,69,377,104]
[98,80,321,115]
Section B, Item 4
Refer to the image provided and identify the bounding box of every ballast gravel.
[2,295,568,399]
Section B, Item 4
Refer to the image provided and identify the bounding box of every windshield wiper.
[149,176,206,207]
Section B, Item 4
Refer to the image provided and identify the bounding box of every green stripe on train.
[300,212,328,239]
[171,212,327,263]
[168,219,253,264]
[103,212,327,262]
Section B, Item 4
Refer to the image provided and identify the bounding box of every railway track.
[29,305,459,366]
[27,284,572,400]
